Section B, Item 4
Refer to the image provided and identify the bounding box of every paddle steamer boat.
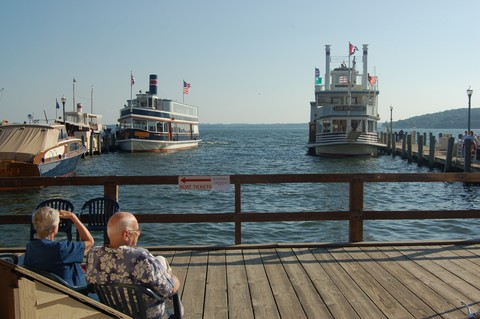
[308,44,382,156]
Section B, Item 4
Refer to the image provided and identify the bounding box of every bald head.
[107,212,139,247]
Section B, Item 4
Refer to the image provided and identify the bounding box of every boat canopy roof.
[0,124,61,161]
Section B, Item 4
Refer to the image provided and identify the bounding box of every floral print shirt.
[85,245,176,319]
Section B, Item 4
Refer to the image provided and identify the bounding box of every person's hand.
[58,210,75,220]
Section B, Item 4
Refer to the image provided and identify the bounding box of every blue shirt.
[24,239,86,286]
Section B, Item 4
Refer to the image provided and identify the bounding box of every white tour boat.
[308,44,382,156]
[116,74,200,152]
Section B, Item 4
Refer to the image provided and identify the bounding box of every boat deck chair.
[22,265,90,295]
[90,282,182,319]
[31,198,75,241]
[0,253,19,264]
[77,197,119,244]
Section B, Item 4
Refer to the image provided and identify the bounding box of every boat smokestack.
[77,103,83,113]
[325,45,331,90]
[149,74,158,95]
[362,44,368,89]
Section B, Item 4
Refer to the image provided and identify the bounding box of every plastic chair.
[77,197,119,243]
[0,253,18,264]
[22,265,90,295]
[31,198,75,241]
[90,282,182,319]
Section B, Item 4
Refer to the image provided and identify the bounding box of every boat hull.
[312,142,381,157]
[116,138,200,152]
[0,152,84,178]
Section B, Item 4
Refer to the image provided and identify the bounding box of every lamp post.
[467,87,473,133]
[61,95,66,125]
[390,105,393,133]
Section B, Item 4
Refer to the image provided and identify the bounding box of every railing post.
[235,183,242,245]
[349,179,364,242]
[104,183,119,202]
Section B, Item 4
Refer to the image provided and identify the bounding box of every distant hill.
[384,108,480,129]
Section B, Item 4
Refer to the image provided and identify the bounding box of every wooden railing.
[1,173,480,245]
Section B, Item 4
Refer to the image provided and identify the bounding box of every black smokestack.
[149,74,158,95]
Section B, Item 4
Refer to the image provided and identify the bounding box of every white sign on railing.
[178,176,230,191]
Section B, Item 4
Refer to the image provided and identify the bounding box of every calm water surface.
[1,124,479,247]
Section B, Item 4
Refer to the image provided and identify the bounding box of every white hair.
[32,206,60,238]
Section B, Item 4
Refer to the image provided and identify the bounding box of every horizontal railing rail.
[1,173,480,244]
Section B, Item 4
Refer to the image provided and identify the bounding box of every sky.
[0,1,479,125]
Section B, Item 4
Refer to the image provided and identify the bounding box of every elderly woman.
[24,206,94,286]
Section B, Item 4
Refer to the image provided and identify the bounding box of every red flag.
[183,81,191,94]
[368,73,377,85]
[349,42,358,56]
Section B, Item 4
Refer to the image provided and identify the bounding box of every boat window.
[156,122,163,133]
[139,98,148,108]
[171,123,191,134]
[322,120,330,133]
[133,119,147,129]
[332,98,342,105]
[332,119,347,133]
[58,128,68,140]
[148,98,154,108]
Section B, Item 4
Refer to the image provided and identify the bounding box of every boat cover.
[0,125,59,162]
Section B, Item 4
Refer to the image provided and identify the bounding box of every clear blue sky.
[0,1,478,125]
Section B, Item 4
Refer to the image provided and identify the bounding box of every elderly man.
[85,212,181,319]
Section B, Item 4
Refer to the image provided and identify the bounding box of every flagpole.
[182,80,184,103]
[130,72,134,131]
[73,78,76,111]
[347,43,352,107]
[91,85,94,114]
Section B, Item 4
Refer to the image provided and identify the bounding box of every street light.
[61,95,66,125]
[467,86,473,133]
[390,105,393,133]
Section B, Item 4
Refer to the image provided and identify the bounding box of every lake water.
[1,124,480,247]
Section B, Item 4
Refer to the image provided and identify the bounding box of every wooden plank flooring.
[154,244,480,319]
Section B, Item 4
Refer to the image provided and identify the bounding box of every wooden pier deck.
[150,242,480,319]
[381,140,480,172]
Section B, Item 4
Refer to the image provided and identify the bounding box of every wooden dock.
[380,138,480,172]
[151,242,480,319]
[3,174,480,318]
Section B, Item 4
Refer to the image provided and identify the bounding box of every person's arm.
[170,274,180,294]
[59,210,94,252]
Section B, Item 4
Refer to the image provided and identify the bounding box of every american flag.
[183,81,191,94]
[339,76,348,85]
